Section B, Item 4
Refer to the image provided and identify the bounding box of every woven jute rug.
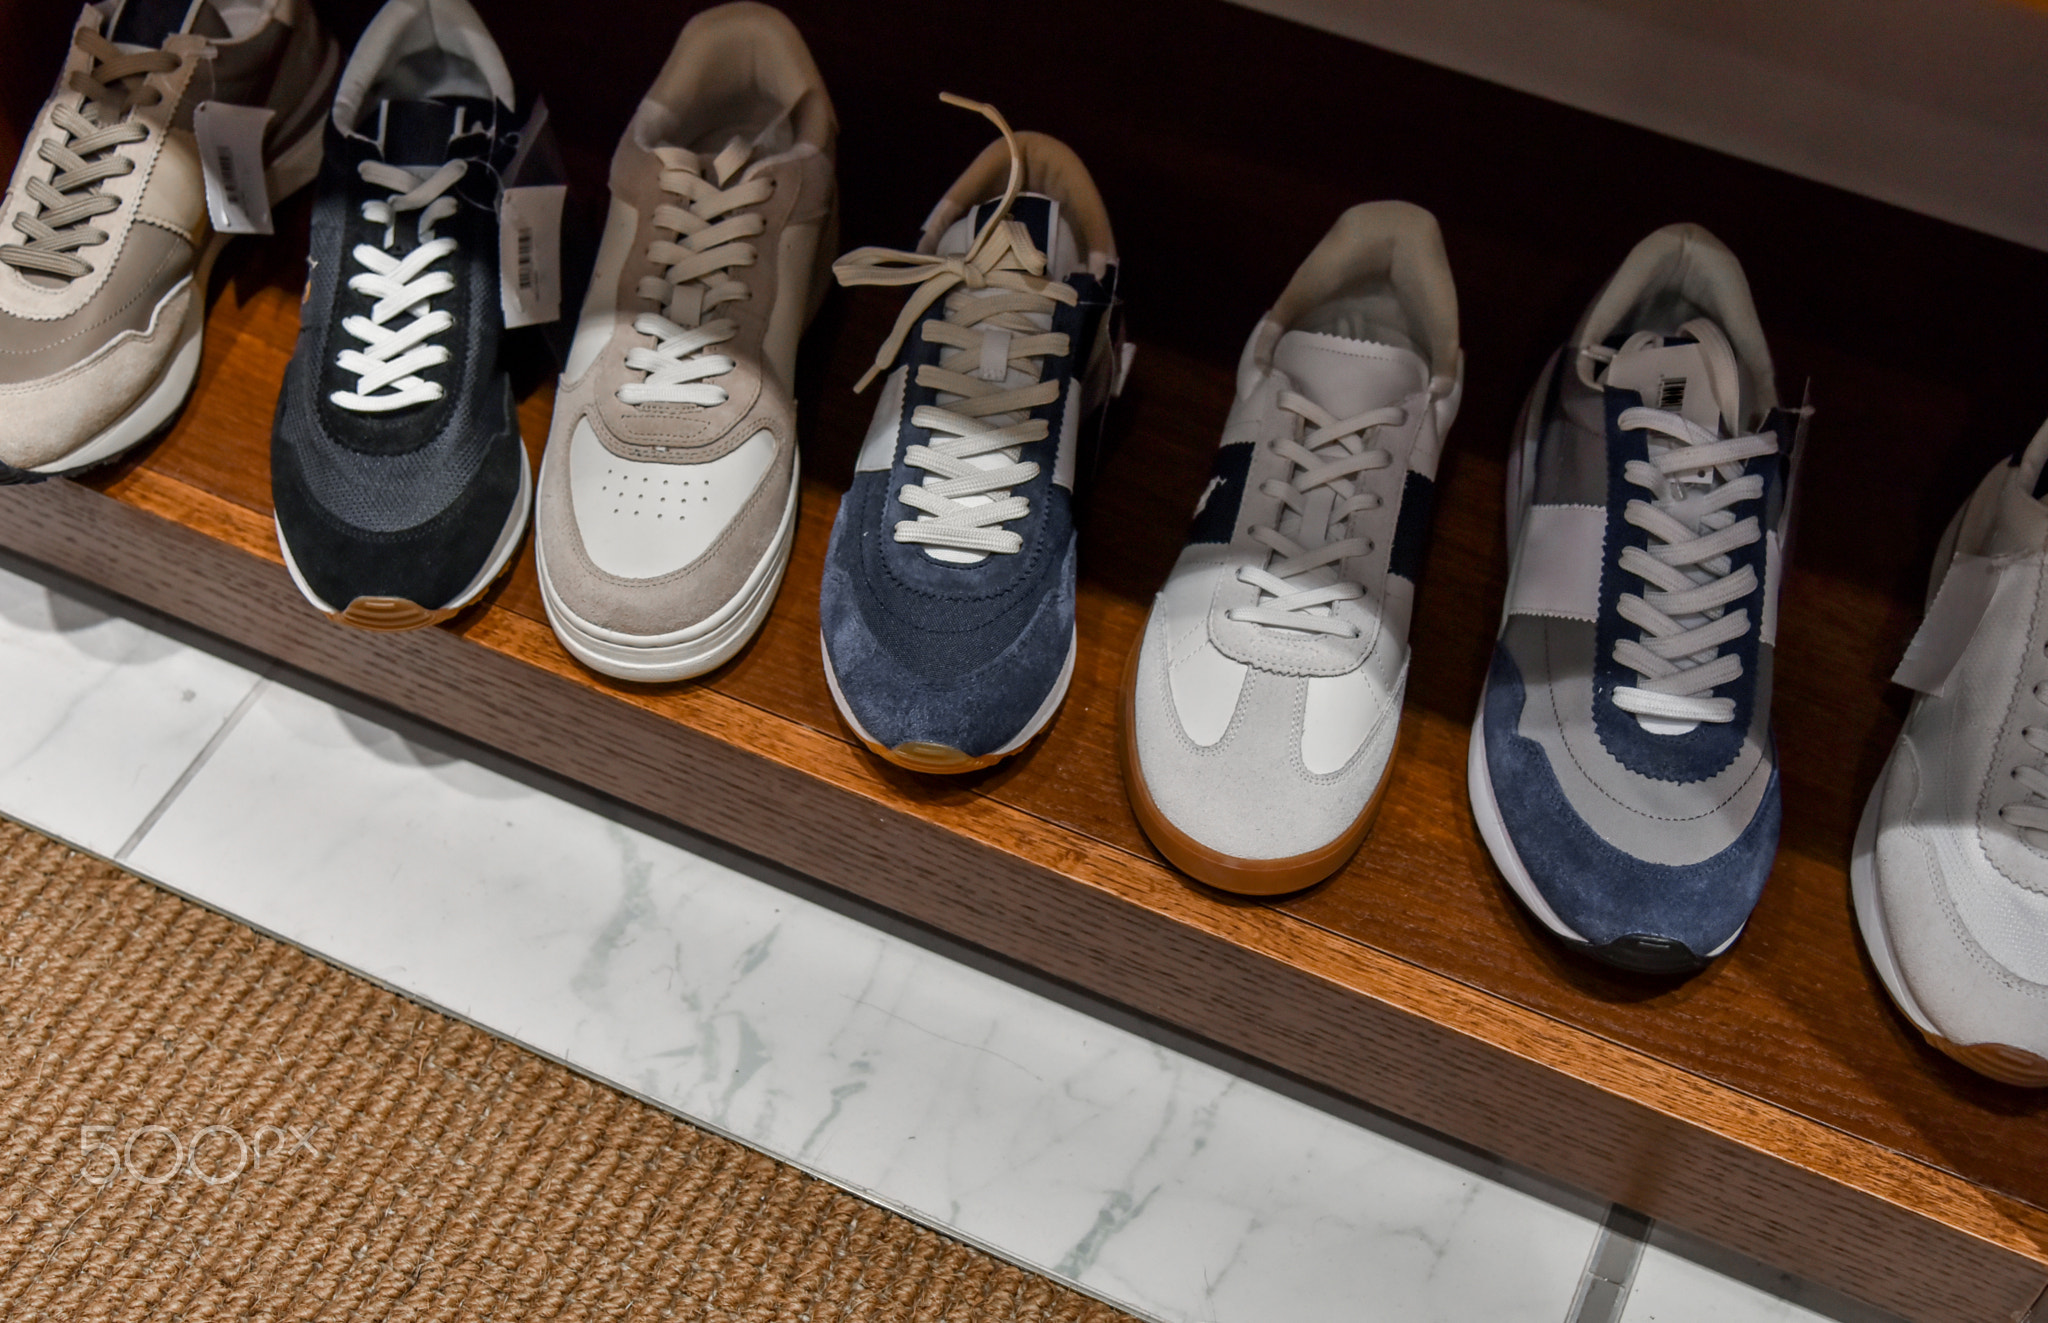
[0,821,1133,1322]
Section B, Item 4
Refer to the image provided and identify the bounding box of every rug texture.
[0,821,1132,1322]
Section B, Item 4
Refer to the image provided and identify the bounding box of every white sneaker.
[1122,202,1462,894]
[1853,416,2048,1087]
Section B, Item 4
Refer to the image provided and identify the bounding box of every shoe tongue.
[109,0,225,47]
[1602,317,1743,435]
[374,98,494,166]
[1272,329,1426,419]
[935,192,1081,282]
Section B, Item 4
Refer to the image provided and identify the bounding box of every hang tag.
[1893,553,2004,695]
[1604,341,1723,434]
[194,101,275,236]
[499,183,565,329]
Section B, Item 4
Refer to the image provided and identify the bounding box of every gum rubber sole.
[279,449,533,634]
[1117,633,1386,897]
[334,597,465,632]
[1932,1039,2048,1088]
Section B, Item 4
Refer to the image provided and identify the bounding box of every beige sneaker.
[534,1,836,681]
[0,0,338,480]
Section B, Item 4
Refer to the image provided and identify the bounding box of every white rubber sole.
[821,623,1078,775]
[536,472,800,683]
[1847,754,1941,1037]
[29,70,333,478]
[278,445,533,631]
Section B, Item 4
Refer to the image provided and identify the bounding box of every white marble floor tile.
[1619,1223,1904,1323]
[125,678,1604,1323]
[0,556,264,859]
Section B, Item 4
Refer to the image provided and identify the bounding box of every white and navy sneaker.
[1853,417,2048,1087]
[820,95,1122,773]
[1469,224,1804,974]
[270,0,533,632]
[1123,203,1463,895]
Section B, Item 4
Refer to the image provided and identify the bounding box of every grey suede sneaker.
[534,2,837,681]
[0,0,338,480]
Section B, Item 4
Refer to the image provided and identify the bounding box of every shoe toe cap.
[1482,648,1779,961]
[820,547,1075,759]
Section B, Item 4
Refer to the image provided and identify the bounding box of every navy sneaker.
[821,95,1122,773]
[270,0,531,632]
[1468,224,1804,974]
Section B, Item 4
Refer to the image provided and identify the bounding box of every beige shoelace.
[0,26,182,280]
[832,95,1078,557]
[1227,395,1405,637]
[617,142,772,408]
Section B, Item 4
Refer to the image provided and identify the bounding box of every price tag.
[194,101,275,235]
[499,183,565,329]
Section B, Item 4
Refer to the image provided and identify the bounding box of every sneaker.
[270,0,532,632]
[1468,224,1802,974]
[820,95,1121,773]
[0,0,337,481]
[1851,419,2048,1087]
[534,2,836,681]
[1122,203,1463,895]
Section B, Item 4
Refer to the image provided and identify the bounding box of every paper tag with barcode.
[194,101,275,236]
[499,184,565,329]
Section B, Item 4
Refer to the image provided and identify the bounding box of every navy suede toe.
[1483,647,1780,957]
[822,505,1077,756]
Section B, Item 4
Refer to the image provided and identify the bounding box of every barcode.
[1658,377,1686,409]
[516,229,535,291]
[215,146,242,208]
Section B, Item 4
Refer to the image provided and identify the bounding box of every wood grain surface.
[4,2,2048,1319]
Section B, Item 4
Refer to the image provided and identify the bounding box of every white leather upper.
[568,418,775,579]
[1154,325,1441,777]
[1157,548,1249,748]
[854,366,907,472]
[1302,666,1384,775]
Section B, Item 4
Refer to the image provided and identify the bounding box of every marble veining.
[0,558,264,857]
[127,680,1601,1323]
[0,549,1866,1323]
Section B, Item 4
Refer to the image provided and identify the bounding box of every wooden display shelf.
[6,3,2048,1320]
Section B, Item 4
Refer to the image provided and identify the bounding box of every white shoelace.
[331,158,467,413]
[0,27,180,280]
[833,94,1078,557]
[616,141,772,408]
[2002,687,2048,845]
[1226,393,1404,638]
[1586,330,1778,729]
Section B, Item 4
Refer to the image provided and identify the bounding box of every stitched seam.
[1543,620,1766,824]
